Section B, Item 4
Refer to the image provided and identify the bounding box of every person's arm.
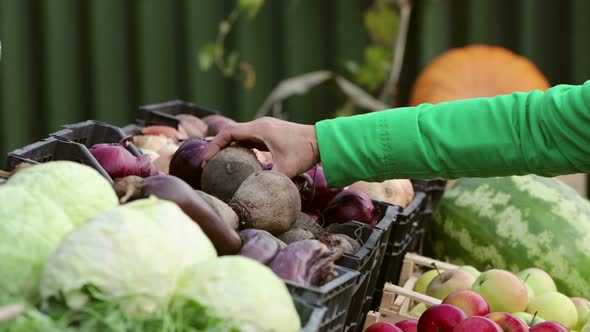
[316,80,590,188]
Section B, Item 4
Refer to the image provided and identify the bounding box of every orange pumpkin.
[408,44,550,106]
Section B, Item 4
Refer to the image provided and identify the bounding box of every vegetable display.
[40,197,217,316]
[0,110,424,331]
[0,161,118,300]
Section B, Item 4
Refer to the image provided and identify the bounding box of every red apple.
[528,321,569,332]
[395,319,417,332]
[453,316,503,332]
[485,312,529,332]
[364,322,402,332]
[417,304,468,332]
[443,290,490,316]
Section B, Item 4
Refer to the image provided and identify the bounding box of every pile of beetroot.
[91,113,415,288]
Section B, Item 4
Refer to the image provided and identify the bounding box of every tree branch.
[379,0,414,107]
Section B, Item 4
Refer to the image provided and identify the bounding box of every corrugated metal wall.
[1,0,590,158]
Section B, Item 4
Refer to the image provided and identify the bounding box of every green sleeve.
[315,80,590,188]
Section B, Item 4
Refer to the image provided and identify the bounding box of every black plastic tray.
[371,179,447,309]
[326,221,379,332]
[295,297,327,332]
[5,136,112,183]
[137,99,219,128]
[285,266,360,332]
[50,120,142,157]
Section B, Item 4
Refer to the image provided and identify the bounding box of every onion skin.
[114,175,242,255]
[141,125,180,143]
[304,164,343,213]
[168,139,209,189]
[90,143,157,179]
[322,189,376,226]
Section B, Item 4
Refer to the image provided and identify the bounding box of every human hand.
[202,117,319,179]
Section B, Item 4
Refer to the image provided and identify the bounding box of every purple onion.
[304,164,343,213]
[322,189,376,226]
[90,139,158,180]
[168,138,209,189]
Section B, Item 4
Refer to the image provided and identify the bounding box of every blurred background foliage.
[1,0,590,158]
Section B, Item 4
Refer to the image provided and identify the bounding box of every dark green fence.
[1,0,590,158]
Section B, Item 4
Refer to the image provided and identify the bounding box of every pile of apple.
[365,265,590,332]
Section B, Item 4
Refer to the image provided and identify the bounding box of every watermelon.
[426,174,590,298]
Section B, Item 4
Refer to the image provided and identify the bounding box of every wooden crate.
[362,252,460,329]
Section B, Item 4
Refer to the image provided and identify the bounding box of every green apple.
[414,269,443,294]
[526,291,578,329]
[426,268,476,300]
[512,312,545,326]
[471,269,528,313]
[571,297,590,330]
[517,267,557,296]
[409,303,428,316]
[525,283,535,304]
[460,265,481,278]
[582,320,590,332]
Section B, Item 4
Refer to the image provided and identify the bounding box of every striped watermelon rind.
[426,174,590,298]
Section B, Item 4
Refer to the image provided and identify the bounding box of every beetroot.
[239,229,282,266]
[201,146,263,202]
[230,170,300,235]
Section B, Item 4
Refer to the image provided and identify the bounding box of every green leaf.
[198,43,221,71]
[222,51,240,76]
[364,3,399,45]
[342,60,360,76]
[238,0,265,19]
[355,45,392,92]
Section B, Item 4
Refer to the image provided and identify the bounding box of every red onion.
[306,212,319,221]
[168,138,209,189]
[304,164,343,213]
[90,138,157,180]
[322,189,376,226]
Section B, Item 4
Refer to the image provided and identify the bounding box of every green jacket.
[316,80,590,188]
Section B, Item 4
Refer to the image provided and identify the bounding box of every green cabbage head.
[8,161,118,225]
[0,185,74,300]
[40,197,217,317]
[176,256,301,332]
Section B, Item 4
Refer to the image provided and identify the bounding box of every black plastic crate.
[294,297,327,332]
[137,99,219,128]
[325,221,381,332]
[50,120,142,157]
[5,137,112,183]
[285,266,360,332]
[371,189,427,308]
[328,202,398,332]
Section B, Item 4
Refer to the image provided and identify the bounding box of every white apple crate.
[363,252,460,329]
